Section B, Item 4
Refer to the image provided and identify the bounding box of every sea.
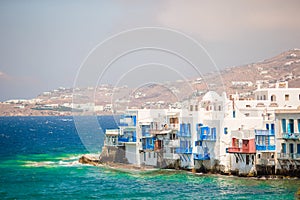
[0,116,299,199]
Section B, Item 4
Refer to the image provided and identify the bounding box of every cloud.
[156,0,300,42]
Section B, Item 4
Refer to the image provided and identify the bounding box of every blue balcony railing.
[118,136,136,143]
[198,131,216,141]
[175,147,193,154]
[283,133,300,140]
[194,153,210,160]
[142,132,151,137]
[142,144,154,150]
[197,126,216,141]
[256,145,275,151]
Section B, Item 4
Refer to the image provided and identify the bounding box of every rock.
[79,155,100,166]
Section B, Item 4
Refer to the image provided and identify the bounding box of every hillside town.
[1,49,300,117]
[101,81,300,176]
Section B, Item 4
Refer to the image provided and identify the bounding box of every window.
[195,105,198,111]
[263,95,266,100]
[144,153,146,161]
[148,152,151,159]
[245,113,250,117]
[153,153,156,158]
[299,94,300,100]
[258,154,261,159]
[282,119,287,133]
[290,143,294,154]
[211,127,217,139]
[282,143,286,154]
[246,155,249,165]
[285,94,289,101]
[236,156,238,163]
[271,95,276,102]
[190,105,193,111]
[298,119,300,133]
[252,155,254,165]
[224,127,228,135]
[297,144,300,155]
[246,105,251,108]
[288,119,294,133]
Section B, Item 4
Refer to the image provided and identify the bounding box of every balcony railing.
[198,131,216,141]
[164,153,180,160]
[175,147,193,154]
[142,132,151,137]
[282,133,300,140]
[255,129,274,136]
[194,153,210,160]
[227,146,256,154]
[177,131,191,137]
[118,137,136,143]
[142,144,154,150]
[256,145,275,151]
[277,153,300,159]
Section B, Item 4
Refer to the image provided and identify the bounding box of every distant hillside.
[1,49,300,116]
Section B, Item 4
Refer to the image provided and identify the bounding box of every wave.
[22,154,82,168]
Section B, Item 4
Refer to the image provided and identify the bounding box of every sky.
[0,0,300,101]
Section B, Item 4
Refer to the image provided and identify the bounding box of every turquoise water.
[0,116,299,199]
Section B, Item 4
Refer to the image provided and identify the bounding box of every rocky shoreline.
[78,154,300,180]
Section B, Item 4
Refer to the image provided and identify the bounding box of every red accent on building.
[228,138,256,154]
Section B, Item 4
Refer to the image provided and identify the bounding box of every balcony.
[142,132,151,137]
[177,124,191,137]
[194,153,210,160]
[255,129,274,136]
[277,153,300,160]
[197,126,216,141]
[282,133,300,140]
[142,144,154,151]
[177,131,191,137]
[119,115,137,127]
[118,136,136,143]
[164,153,180,160]
[228,138,256,154]
[175,147,193,154]
[256,145,275,151]
[227,146,256,154]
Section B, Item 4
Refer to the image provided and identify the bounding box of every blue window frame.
[282,143,286,154]
[282,119,286,133]
[224,127,228,135]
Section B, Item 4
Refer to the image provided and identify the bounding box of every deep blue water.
[0,116,299,199]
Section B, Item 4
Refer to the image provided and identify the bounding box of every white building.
[102,82,300,176]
